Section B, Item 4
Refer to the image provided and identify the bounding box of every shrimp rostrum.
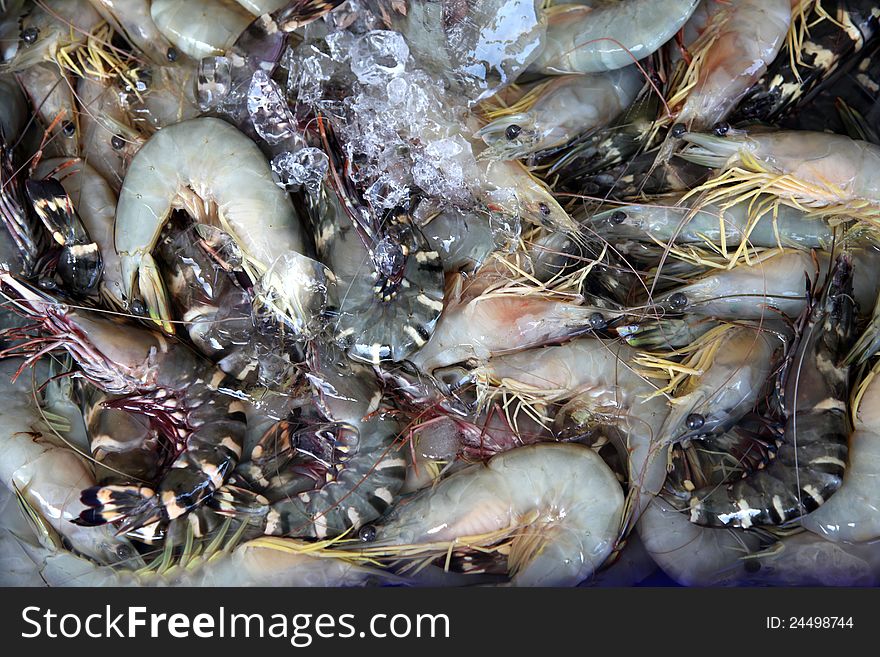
[0,272,247,533]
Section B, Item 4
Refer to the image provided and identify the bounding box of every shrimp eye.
[538,202,551,217]
[62,121,76,137]
[667,292,688,309]
[166,47,179,62]
[21,26,39,44]
[111,134,125,150]
[610,210,627,224]
[505,124,522,140]
[115,544,133,559]
[358,524,377,542]
[130,299,146,316]
[713,122,730,137]
[589,312,606,330]
[671,123,687,138]
[685,413,705,430]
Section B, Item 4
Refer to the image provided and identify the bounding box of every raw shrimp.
[673,0,791,130]
[0,358,143,566]
[35,157,125,308]
[653,326,781,447]
[151,0,253,60]
[0,273,249,533]
[528,0,700,75]
[654,248,815,319]
[477,66,643,160]
[0,0,102,73]
[370,443,624,586]
[687,255,854,527]
[679,129,880,219]
[408,278,614,372]
[114,117,305,334]
[733,0,880,123]
[588,196,833,251]
[87,0,181,65]
[476,338,670,529]
[801,358,880,542]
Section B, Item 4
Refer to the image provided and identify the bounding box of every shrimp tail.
[209,484,271,517]
[24,177,104,294]
[133,253,175,335]
[75,484,163,530]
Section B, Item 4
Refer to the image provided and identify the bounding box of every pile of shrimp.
[1,0,880,587]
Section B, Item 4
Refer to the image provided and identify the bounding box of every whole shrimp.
[800,357,880,542]
[652,325,782,448]
[368,443,624,587]
[150,0,253,60]
[476,66,643,160]
[475,337,671,529]
[686,255,854,527]
[0,358,143,566]
[408,273,615,372]
[214,340,407,540]
[587,195,833,251]
[653,249,816,320]
[0,273,249,533]
[528,0,700,75]
[671,0,792,132]
[114,117,305,334]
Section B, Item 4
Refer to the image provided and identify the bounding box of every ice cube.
[247,70,297,145]
[271,148,330,193]
[350,30,409,85]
